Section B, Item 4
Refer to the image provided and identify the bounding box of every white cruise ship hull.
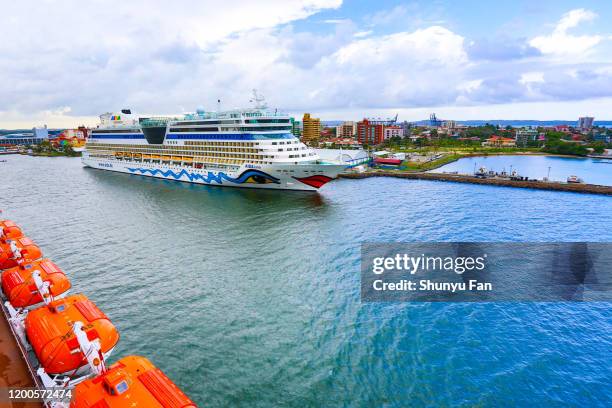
[82,155,345,191]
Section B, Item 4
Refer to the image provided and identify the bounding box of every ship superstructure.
[82,101,345,191]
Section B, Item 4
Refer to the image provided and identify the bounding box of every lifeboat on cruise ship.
[1,258,71,308]
[71,355,196,408]
[0,220,23,242]
[25,294,119,375]
[0,236,42,269]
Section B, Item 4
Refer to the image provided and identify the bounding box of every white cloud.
[457,79,483,93]
[353,30,372,38]
[529,9,602,56]
[519,72,544,85]
[309,26,468,108]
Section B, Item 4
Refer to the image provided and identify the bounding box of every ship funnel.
[121,109,132,114]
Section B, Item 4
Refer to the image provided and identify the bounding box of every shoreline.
[339,171,612,195]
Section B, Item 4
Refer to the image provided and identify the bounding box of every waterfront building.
[302,113,321,145]
[33,126,49,139]
[336,121,356,139]
[357,119,384,145]
[482,136,516,147]
[47,129,64,139]
[578,116,594,130]
[0,126,48,146]
[384,125,404,140]
[515,128,539,146]
[51,127,89,150]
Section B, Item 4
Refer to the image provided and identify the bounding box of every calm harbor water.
[1,155,611,407]
[436,155,612,186]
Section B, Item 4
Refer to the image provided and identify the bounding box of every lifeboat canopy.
[0,220,23,242]
[25,294,119,375]
[0,236,43,269]
[1,258,71,308]
[71,355,197,408]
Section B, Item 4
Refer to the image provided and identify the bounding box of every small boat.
[1,258,71,308]
[25,294,119,375]
[474,166,487,178]
[567,175,584,184]
[0,236,42,269]
[71,355,197,407]
[0,219,23,242]
[374,157,403,166]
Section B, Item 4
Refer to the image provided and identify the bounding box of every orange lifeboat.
[0,220,23,242]
[1,259,71,308]
[0,236,42,269]
[71,355,197,408]
[25,294,119,375]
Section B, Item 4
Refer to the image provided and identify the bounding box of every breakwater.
[340,171,612,195]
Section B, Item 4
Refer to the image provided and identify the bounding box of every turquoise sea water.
[1,155,611,407]
[436,155,612,186]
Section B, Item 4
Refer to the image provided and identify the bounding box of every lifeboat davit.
[71,355,197,408]
[1,258,71,308]
[0,236,42,269]
[25,294,119,375]
[0,220,23,242]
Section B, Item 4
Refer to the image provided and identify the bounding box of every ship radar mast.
[250,89,268,110]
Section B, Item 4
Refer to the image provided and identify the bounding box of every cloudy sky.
[1,0,611,127]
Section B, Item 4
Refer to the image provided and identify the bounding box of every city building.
[336,121,356,139]
[553,125,571,133]
[442,120,456,129]
[33,126,49,139]
[51,126,89,149]
[357,119,385,145]
[593,132,610,144]
[301,113,321,145]
[515,128,539,146]
[320,127,335,139]
[577,116,594,130]
[482,136,516,147]
[290,118,302,138]
[0,126,49,146]
[399,120,413,137]
[322,138,361,148]
[383,125,404,140]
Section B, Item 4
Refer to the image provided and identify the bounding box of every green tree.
[591,142,606,154]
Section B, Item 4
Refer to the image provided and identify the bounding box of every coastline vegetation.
[30,140,80,157]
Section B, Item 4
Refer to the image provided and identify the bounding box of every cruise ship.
[82,101,346,191]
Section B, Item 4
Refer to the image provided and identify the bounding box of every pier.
[339,171,612,195]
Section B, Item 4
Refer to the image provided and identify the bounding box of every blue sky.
[0,0,611,127]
